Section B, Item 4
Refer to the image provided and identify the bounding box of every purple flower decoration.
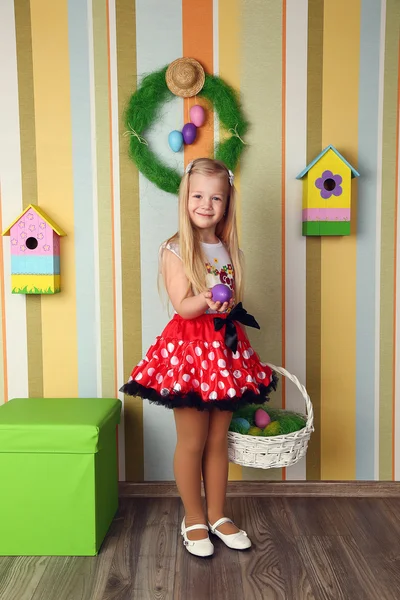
[315,170,343,199]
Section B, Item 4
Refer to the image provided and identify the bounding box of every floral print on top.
[205,260,235,296]
[160,239,236,314]
[204,257,235,314]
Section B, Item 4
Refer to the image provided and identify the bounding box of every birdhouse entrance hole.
[323,178,336,192]
[26,237,38,250]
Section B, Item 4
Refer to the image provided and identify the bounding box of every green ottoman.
[0,397,121,556]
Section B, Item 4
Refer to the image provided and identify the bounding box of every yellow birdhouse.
[296,145,360,236]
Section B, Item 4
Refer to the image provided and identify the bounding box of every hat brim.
[166,58,205,98]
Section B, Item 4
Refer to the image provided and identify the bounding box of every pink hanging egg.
[254,409,271,429]
[182,123,197,145]
[190,105,206,127]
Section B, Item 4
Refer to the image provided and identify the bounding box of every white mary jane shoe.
[181,519,214,558]
[208,517,252,550]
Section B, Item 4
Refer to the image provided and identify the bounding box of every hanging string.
[123,124,148,145]
[185,95,198,123]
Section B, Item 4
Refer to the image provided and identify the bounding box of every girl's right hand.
[202,291,233,313]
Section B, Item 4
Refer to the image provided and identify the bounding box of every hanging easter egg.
[168,130,183,153]
[190,105,206,127]
[254,408,271,429]
[211,283,232,303]
[182,123,197,145]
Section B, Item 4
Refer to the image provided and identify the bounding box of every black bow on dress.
[213,303,260,353]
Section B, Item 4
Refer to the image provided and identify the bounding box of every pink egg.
[190,105,206,127]
[254,409,271,429]
[182,123,197,145]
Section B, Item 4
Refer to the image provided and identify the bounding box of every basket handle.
[265,364,314,433]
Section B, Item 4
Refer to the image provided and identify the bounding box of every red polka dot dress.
[120,241,278,411]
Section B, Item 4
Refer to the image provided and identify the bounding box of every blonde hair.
[165,158,244,301]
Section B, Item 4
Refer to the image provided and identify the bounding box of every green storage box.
[0,397,121,556]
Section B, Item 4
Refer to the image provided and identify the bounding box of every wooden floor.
[1,496,400,600]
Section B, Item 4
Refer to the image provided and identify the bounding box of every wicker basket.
[228,364,314,469]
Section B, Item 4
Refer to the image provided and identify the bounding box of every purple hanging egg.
[211,284,233,303]
[190,105,206,127]
[182,123,197,145]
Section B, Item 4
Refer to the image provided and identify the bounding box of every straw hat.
[166,57,205,98]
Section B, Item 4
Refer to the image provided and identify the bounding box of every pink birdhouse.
[2,204,66,294]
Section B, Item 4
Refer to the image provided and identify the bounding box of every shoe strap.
[209,517,233,532]
[184,523,209,533]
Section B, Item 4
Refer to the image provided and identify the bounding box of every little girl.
[121,158,277,557]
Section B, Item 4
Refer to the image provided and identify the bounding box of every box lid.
[0,398,122,454]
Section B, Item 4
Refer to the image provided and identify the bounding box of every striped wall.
[0,0,399,482]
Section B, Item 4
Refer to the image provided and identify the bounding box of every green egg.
[248,426,263,436]
[262,421,281,436]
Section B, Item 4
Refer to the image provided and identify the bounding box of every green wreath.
[124,66,249,195]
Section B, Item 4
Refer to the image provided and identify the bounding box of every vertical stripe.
[182,0,214,165]
[108,0,126,480]
[116,0,143,481]
[68,0,98,398]
[375,0,386,480]
[14,0,43,399]
[285,0,307,480]
[219,0,242,481]
[92,0,116,398]
[305,0,323,480]
[30,0,78,398]
[393,39,399,481]
[213,0,219,149]
[281,0,287,418]
[136,0,182,481]
[355,0,383,479]
[106,0,119,402]
[88,0,103,398]
[395,36,400,481]
[321,0,360,480]
[0,189,7,405]
[281,0,287,482]
[241,0,283,481]
[379,0,400,481]
[0,0,29,402]
[218,0,241,230]
[213,0,219,79]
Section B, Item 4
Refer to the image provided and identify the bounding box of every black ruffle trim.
[119,372,279,412]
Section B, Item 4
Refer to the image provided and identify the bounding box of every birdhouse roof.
[2,204,67,237]
[296,145,360,180]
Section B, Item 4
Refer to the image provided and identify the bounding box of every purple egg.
[182,123,197,145]
[211,284,233,303]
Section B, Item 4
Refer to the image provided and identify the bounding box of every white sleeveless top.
[160,239,235,312]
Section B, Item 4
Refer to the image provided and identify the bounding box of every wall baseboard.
[119,480,400,498]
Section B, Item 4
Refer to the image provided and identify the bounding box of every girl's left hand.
[203,292,234,313]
